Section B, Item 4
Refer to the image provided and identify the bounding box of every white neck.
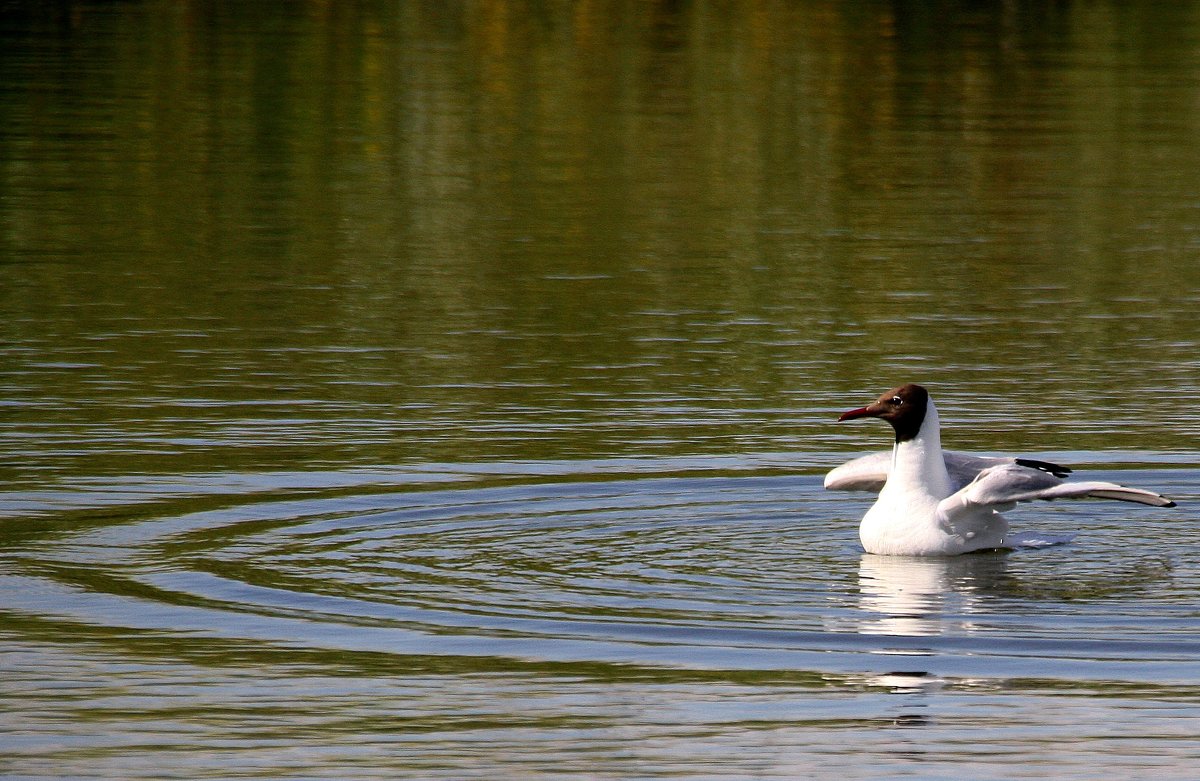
[889,399,952,496]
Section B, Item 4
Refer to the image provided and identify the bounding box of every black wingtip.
[1164,500,1177,508]
[1015,458,1072,478]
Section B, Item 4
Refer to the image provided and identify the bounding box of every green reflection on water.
[3,1,1199,482]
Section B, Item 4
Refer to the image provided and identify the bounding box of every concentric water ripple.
[7,464,1198,687]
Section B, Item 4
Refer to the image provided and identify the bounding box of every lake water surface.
[2,2,1199,778]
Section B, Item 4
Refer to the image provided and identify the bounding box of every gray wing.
[943,452,1012,491]
[823,452,890,491]
[824,450,1011,493]
[937,463,1176,526]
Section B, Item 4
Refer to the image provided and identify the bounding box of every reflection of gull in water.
[854,553,1014,693]
[853,551,1175,694]
[857,552,1011,637]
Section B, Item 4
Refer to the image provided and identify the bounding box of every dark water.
[2,2,1199,778]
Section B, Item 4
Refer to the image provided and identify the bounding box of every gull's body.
[826,384,1175,556]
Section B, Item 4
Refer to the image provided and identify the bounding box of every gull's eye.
[891,396,903,405]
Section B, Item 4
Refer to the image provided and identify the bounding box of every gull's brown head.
[837,383,930,443]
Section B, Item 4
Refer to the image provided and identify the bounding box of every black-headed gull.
[825,383,1176,556]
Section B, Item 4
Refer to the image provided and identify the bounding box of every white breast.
[857,401,1007,555]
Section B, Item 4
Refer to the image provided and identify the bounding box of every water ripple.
[6,467,1196,688]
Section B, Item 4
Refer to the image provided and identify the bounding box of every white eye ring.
[891,396,903,404]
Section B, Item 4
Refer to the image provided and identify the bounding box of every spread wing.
[824,450,1014,493]
[936,462,1176,527]
[823,452,890,491]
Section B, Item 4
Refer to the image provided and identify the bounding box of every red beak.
[837,405,879,422]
